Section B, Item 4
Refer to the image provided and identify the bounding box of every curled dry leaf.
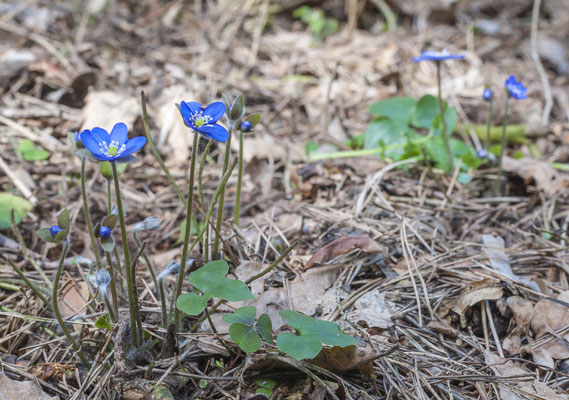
[0,373,59,400]
[447,279,503,328]
[528,291,569,367]
[309,344,378,376]
[304,235,385,271]
[485,352,569,400]
[503,296,534,355]
[502,156,569,196]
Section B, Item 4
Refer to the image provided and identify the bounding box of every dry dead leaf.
[58,280,89,331]
[485,352,569,400]
[502,156,569,196]
[448,279,503,328]
[0,373,59,400]
[528,291,569,367]
[304,236,385,271]
[310,344,378,375]
[503,296,534,355]
[347,290,394,329]
[81,91,139,132]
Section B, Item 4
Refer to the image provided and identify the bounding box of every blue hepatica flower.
[80,123,146,162]
[50,225,63,237]
[477,149,489,159]
[505,75,528,100]
[412,49,465,62]
[178,101,229,142]
[483,88,493,101]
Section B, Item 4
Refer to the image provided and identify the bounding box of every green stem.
[495,96,510,196]
[307,132,434,162]
[436,61,454,172]
[234,129,244,226]
[5,257,49,307]
[134,232,159,294]
[485,99,493,149]
[105,179,124,310]
[104,252,119,322]
[131,240,147,340]
[173,132,199,331]
[213,123,233,256]
[53,240,91,368]
[171,160,237,330]
[141,91,186,206]
[81,158,103,271]
[158,279,168,328]
[111,162,140,346]
[10,211,52,288]
[198,139,212,263]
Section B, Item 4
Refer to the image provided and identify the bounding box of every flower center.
[99,140,126,158]
[191,111,212,128]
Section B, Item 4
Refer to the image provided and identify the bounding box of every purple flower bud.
[240,120,253,132]
[477,149,489,159]
[99,226,111,238]
[50,225,63,237]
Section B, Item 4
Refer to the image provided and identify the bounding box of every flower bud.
[99,226,111,238]
[158,261,181,282]
[240,121,253,132]
[50,225,63,237]
[482,88,493,102]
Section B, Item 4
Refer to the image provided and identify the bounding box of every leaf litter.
[2,0,569,399]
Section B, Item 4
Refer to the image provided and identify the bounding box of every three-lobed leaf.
[189,260,254,302]
[223,306,273,353]
[177,292,210,316]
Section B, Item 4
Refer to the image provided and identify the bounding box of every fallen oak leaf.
[304,235,385,271]
[447,279,504,328]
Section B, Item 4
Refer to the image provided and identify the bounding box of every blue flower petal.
[81,131,105,157]
[109,122,128,145]
[413,50,465,62]
[203,102,226,123]
[196,123,229,142]
[122,136,147,157]
[179,101,203,126]
[90,127,111,145]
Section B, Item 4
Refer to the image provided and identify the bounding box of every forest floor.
[2,0,569,399]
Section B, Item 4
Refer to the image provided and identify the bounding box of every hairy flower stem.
[170,160,237,330]
[213,123,233,256]
[81,158,103,271]
[133,232,159,293]
[111,163,140,346]
[5,257,49,307]
[485,99,494,149]
[53,240,91,368]
[198,139,213,262]
[495,96,510,196]
[10,211,52,288]
[436,62,454,172]
[104,252,119,322]
[234,129,244,226]
[140,91,186,206]
[158,279,168,328]
[173,132,199,331]
[105,179,124,308]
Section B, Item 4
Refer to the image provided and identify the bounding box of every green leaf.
[95,315,112,330]
[369,97,416,123]
[176,292,210,316]
[229,323,262,353]
[102,214,117,229]
[458,173,472,184]
[75,148,99,161]
[100,236,115,252]
[255,379,277,396]
[244,113,261,128]
[15,139,50,161]
[277,332,322,360]
[222,306,256,326]
[36,227,57,243]
[279,310,357,347]
[305,141,320,156]
[57,208,70,229]
[411,95,440,129]
[230,95,244,121]
[0,193,32,229]
[189,260,254,302]
[255,314,273,344]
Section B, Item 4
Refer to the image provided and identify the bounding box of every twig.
[530,0,552,126]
